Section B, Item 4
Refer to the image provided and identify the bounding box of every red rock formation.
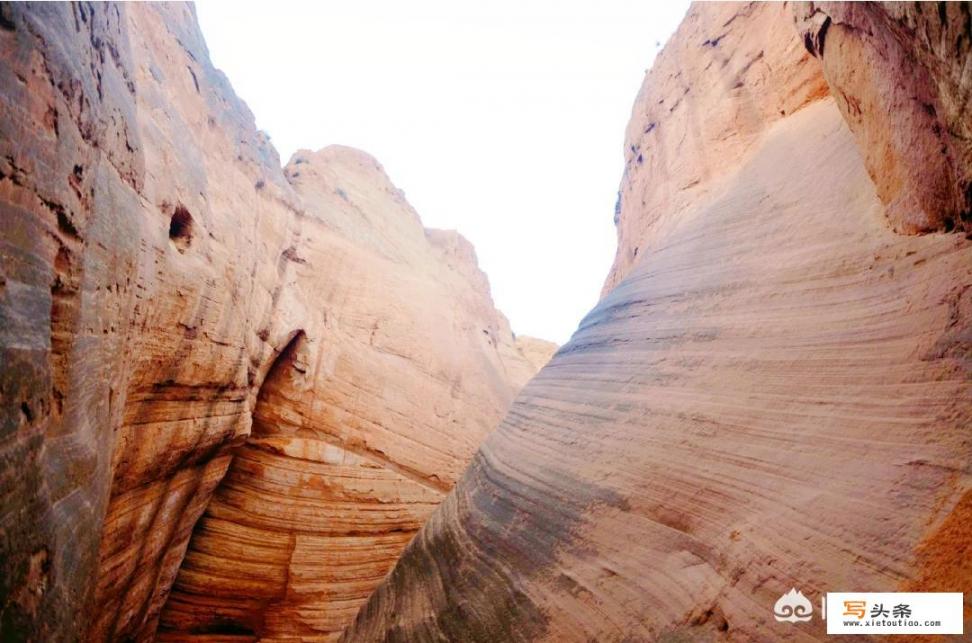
[603,2,830,294]
[158,147,548,641]
[794,2,972,234]
[0,3,549,641]
[344,3,972,641]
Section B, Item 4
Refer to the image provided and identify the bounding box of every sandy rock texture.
[158,148,549,641]
[602,2,830,294]
[344,3,972,642]
[794,2,972,234]
[0,3,548,641]
[512,336,559,377]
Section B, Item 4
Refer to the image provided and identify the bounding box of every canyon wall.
[157,148,554,641]
[794,2,972,235]
[0,3,550,641]
[345,3,972,641]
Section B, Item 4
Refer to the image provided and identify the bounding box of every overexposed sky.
[196,1,689,344]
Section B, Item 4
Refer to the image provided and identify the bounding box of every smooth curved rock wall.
[343,3,972,641]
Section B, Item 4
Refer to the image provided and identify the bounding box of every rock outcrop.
[0,3,549,641]
[158,148,549,641]
[512,336,559,378]
[602,2,830,294]
[344,3,972,641]
[794,2,972,235]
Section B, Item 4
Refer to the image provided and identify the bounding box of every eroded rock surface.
[603,2,830,294]
[159,148,549,641]
[794,1,972,234]
[0,3,549,641]
[344,3,972,641]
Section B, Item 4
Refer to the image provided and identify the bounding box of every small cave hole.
[20,401,33,422]
[168,205,194,252]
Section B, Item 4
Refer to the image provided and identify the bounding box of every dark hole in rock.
[56,209,80,239]
[193,620,255,636]
[169,205,194,252]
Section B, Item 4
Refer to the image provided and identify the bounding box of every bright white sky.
[196,1,689,344]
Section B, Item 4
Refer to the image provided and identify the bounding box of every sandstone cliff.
[158,148,550,641]
[0,3,550,641]
[344,3,972,641]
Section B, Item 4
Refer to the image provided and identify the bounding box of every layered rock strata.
[158,148,548,641]
[0,3,549,641]
[344,3,972,641]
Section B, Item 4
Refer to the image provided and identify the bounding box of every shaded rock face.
[0,3,549,641]
[344,3,972,642]
[794,1,972,234]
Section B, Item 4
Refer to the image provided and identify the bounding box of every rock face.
[344,3,972,642]
[603,2,830,294]
[0,3,549,641]
[158,148,548,641]
[512,336,559,378]
[794,2,972,234]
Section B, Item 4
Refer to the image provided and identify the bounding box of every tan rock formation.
[159,147,547,641]
[512,336,558,377]
[603,2,830,294]
[794,2,972,234]
[0,3,548,641]
[344,3,972,641]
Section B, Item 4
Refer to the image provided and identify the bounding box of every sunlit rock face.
[602,2,830,295]
[158,148,550,641]
[0,3,550,641]
[343,3,972,641]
